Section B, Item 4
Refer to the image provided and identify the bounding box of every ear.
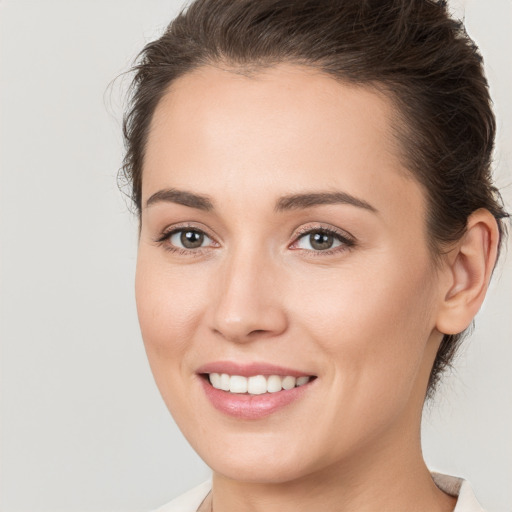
[435,209,500,336]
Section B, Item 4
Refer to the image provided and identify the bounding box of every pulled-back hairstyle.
[121,0,509,397]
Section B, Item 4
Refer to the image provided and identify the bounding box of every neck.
[210,443,454,512]
[209,408,455,512]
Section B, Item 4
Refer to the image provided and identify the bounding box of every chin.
[188,431,321,484]
[210,457,311,484]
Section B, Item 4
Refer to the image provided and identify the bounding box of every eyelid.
[153,221,355,256]
[157,223,205,239]
[289,223,356,253]
[154,222,220,253]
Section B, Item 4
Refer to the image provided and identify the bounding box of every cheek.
[134,252,217,434]
[134,250,210,381]
[276,257,437,459]
[290,254,437,394]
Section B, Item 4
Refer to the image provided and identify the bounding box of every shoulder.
[151,480,212,512]
[431,472,487,512]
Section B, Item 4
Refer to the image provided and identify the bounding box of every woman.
[121,1,509,511]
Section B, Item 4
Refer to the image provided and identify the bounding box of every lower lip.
[199,377,314,420]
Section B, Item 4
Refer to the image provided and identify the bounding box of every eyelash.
[155,223,216,257]
[154,223,356,257]
[290,225,356,256]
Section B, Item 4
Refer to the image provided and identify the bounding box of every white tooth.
[282,376,296,390]
[296,376,310,387]
[229,375,248,393]
[209,373,221,389]
[220,373,230,391]
[248,375,267,395]
[267,375,283,393]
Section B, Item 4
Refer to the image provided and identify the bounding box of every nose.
[208,246,288,343]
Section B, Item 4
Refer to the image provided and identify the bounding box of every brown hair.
[121,0,509,397]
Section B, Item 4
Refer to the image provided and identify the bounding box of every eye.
[296,230,342,251]
[158,228,214,251]
[291,227,355,253]
[168,229,213,249]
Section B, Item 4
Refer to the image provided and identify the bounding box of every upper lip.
[196,361,315,378]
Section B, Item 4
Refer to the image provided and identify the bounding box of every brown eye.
[181,230,204,248]
[294,229,351,252]
[309,232,334,250]
[169,229,210,249]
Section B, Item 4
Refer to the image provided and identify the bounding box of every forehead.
[143,63,424,221]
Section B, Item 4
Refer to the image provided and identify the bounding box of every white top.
[153,473,486,512]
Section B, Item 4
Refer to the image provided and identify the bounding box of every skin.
[136,64,498,512]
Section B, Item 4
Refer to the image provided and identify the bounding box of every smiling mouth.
[202,373,316,395]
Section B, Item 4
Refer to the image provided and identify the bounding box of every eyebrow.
[145,188,214,211]
[145,188,377,214]
[275,191,378,213]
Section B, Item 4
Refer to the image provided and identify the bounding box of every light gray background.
[0,1,510,511]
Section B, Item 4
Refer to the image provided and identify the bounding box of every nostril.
[248,329,268,336]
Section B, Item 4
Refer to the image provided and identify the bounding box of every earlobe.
[436,209,499,335]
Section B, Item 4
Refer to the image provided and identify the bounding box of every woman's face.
[136,64,445,483]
